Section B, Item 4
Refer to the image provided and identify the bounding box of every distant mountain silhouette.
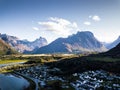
[106,36,120,49]
[33,31,107,54]
[0,33,47,52]
[0,39,17,55]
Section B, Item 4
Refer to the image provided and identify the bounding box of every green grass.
[0,59,28,73]
[0,59,28,64]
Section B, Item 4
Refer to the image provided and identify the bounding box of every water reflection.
[0,73,29,90]
[0,62,25,67]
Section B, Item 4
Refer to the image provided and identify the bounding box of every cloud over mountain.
[32,16,102,43]
[37,17,79,37]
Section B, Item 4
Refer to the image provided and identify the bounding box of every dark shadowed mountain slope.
[33,31,107,54]
[0,33,47,53]
[106,36,120,49]
[0,39,17,55]
[102,43,120,57]
[45,44,120,75]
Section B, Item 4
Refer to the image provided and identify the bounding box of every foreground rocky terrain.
[16,65,120,90]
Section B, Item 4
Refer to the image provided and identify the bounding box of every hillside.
[33,31,107,54]
[45,43,120,75]
[102,43,120,57]
[106,36,120,49]
[0,39,17,55]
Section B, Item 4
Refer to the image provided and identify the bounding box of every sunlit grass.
[0,59,28,64]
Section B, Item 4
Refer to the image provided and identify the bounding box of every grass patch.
[0,59,28,64]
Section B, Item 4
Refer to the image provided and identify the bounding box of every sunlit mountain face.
[0,38,17,55]
[32,31,107,54]
[0,33,48,53]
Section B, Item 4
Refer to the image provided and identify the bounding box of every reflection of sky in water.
[0,62,25,67]
[0,73,29,90]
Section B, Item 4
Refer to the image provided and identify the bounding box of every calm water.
[0,62,25,67]
[0,73,30,90]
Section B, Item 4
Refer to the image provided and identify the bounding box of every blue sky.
[0,0,120,43]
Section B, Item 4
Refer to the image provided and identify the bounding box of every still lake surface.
[0,73,30,90]
[0,62,25,67]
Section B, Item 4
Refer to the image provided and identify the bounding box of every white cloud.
[38,17,79,37]
[32,27,39,31]
[89,15,101,21]
[84,21,91,25]
[92,15,101,21]
[83,15,100,26]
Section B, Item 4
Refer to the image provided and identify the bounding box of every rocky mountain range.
[1,31,119,54]
[0,39,17,55]
[0,33,48,53]
[32,31,107,54]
